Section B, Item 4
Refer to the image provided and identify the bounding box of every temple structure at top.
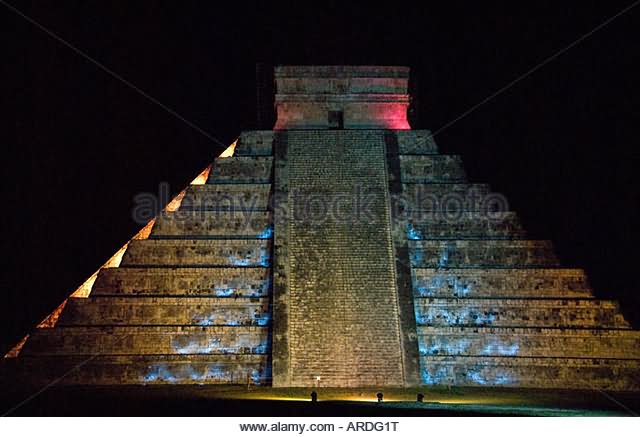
[2,66,639,390]
[274,66,411,129]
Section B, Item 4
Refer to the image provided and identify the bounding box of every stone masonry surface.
[274,130,406,387]
[3,66,640,390]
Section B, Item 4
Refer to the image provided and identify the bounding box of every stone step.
[207,156,272,184]
[1,354,270,385]
[284,130,399,144]
[151,211,272,239]
[236,131,274,156]
[409,240,560,268]
[401,183,496,212]
[57,297,271,327]
[417,326,640,359]
[413,298,630,329]
[92,267,271,297]
[400,155,466,183]
[181,184,271,211]
[406,212,526,239]
[21,326,269,356]
[411,268,592,298]
[419,356,640,390]
[121,239,271,267]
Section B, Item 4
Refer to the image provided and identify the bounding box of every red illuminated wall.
[273,66,411,130]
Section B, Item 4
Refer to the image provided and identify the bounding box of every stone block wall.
[417,327,640,359]
[4,355,269,385]
[407,212,526,239]
[181,184,271,211]
[402,184,492,211]
[274,66,411,130]
[411,268,593,298]
[414,298,629,328]
[22,326,269,356]
[121,240,271,267]
[235,131,274,156]
[409,240,560,268]
[400,155,467,183]
[58,297,270,326]
[151,211,272,238]
[396,130,439,154]
[272,130,409,387]
[207,156,272,184]
[92,267,271,297]
[390,130,640,390]
[6,130,277,385]
[421,356,640,390]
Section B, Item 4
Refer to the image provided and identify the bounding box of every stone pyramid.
[3,66,639,390]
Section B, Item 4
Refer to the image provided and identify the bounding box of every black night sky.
[2,1,639,354]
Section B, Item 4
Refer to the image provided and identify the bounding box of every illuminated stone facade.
[3,66,640,390]
[274,66,410,130]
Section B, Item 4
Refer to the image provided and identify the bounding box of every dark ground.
[1,1,640,358]
[1,385,639,417]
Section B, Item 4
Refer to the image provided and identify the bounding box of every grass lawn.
[1,385,638,416]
